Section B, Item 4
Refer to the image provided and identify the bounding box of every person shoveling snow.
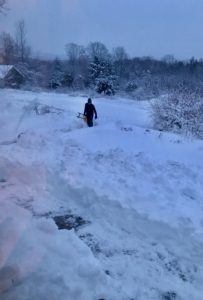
[83,98,97,127]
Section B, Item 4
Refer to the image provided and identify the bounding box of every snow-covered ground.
[0,89,203,300]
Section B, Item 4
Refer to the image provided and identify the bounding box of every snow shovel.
[77,112,87,123]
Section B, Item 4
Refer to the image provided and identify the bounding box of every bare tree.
[87,42,110,61]
[15,19,31,63]
[112,46,128,80]
[162,54,176,64]
[112,46,128,61]
[65,43,85,62]
[65,43,88,85]
[0,32,15,64]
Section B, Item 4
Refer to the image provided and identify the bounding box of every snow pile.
[0,89,203,300]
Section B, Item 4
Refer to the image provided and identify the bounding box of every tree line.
[1,3,203,138]
[1,18,203,99]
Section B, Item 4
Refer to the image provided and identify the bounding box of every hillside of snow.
[0,89,203,300]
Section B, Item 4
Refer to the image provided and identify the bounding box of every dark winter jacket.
[84,103,97,119]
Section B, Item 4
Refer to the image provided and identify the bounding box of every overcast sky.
[1,0,203,59]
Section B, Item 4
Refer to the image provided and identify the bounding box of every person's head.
[88,98,92,104]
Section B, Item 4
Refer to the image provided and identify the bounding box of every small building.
[0,65,27,88]
[0,65,12,87]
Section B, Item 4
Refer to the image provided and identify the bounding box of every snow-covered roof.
[14,65,28,78]
[0,64,28,80]
[0,65,13,79]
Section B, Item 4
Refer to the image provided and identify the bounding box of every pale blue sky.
[1,0,203,59]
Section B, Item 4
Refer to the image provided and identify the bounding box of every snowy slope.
[0,89,203,300]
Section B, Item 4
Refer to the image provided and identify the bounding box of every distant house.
[0,65,27,88]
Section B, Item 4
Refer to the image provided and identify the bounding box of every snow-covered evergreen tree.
[89,56,117,95]
[61,72,73,88]
[125,80,138,93]
[49,58,64,89]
